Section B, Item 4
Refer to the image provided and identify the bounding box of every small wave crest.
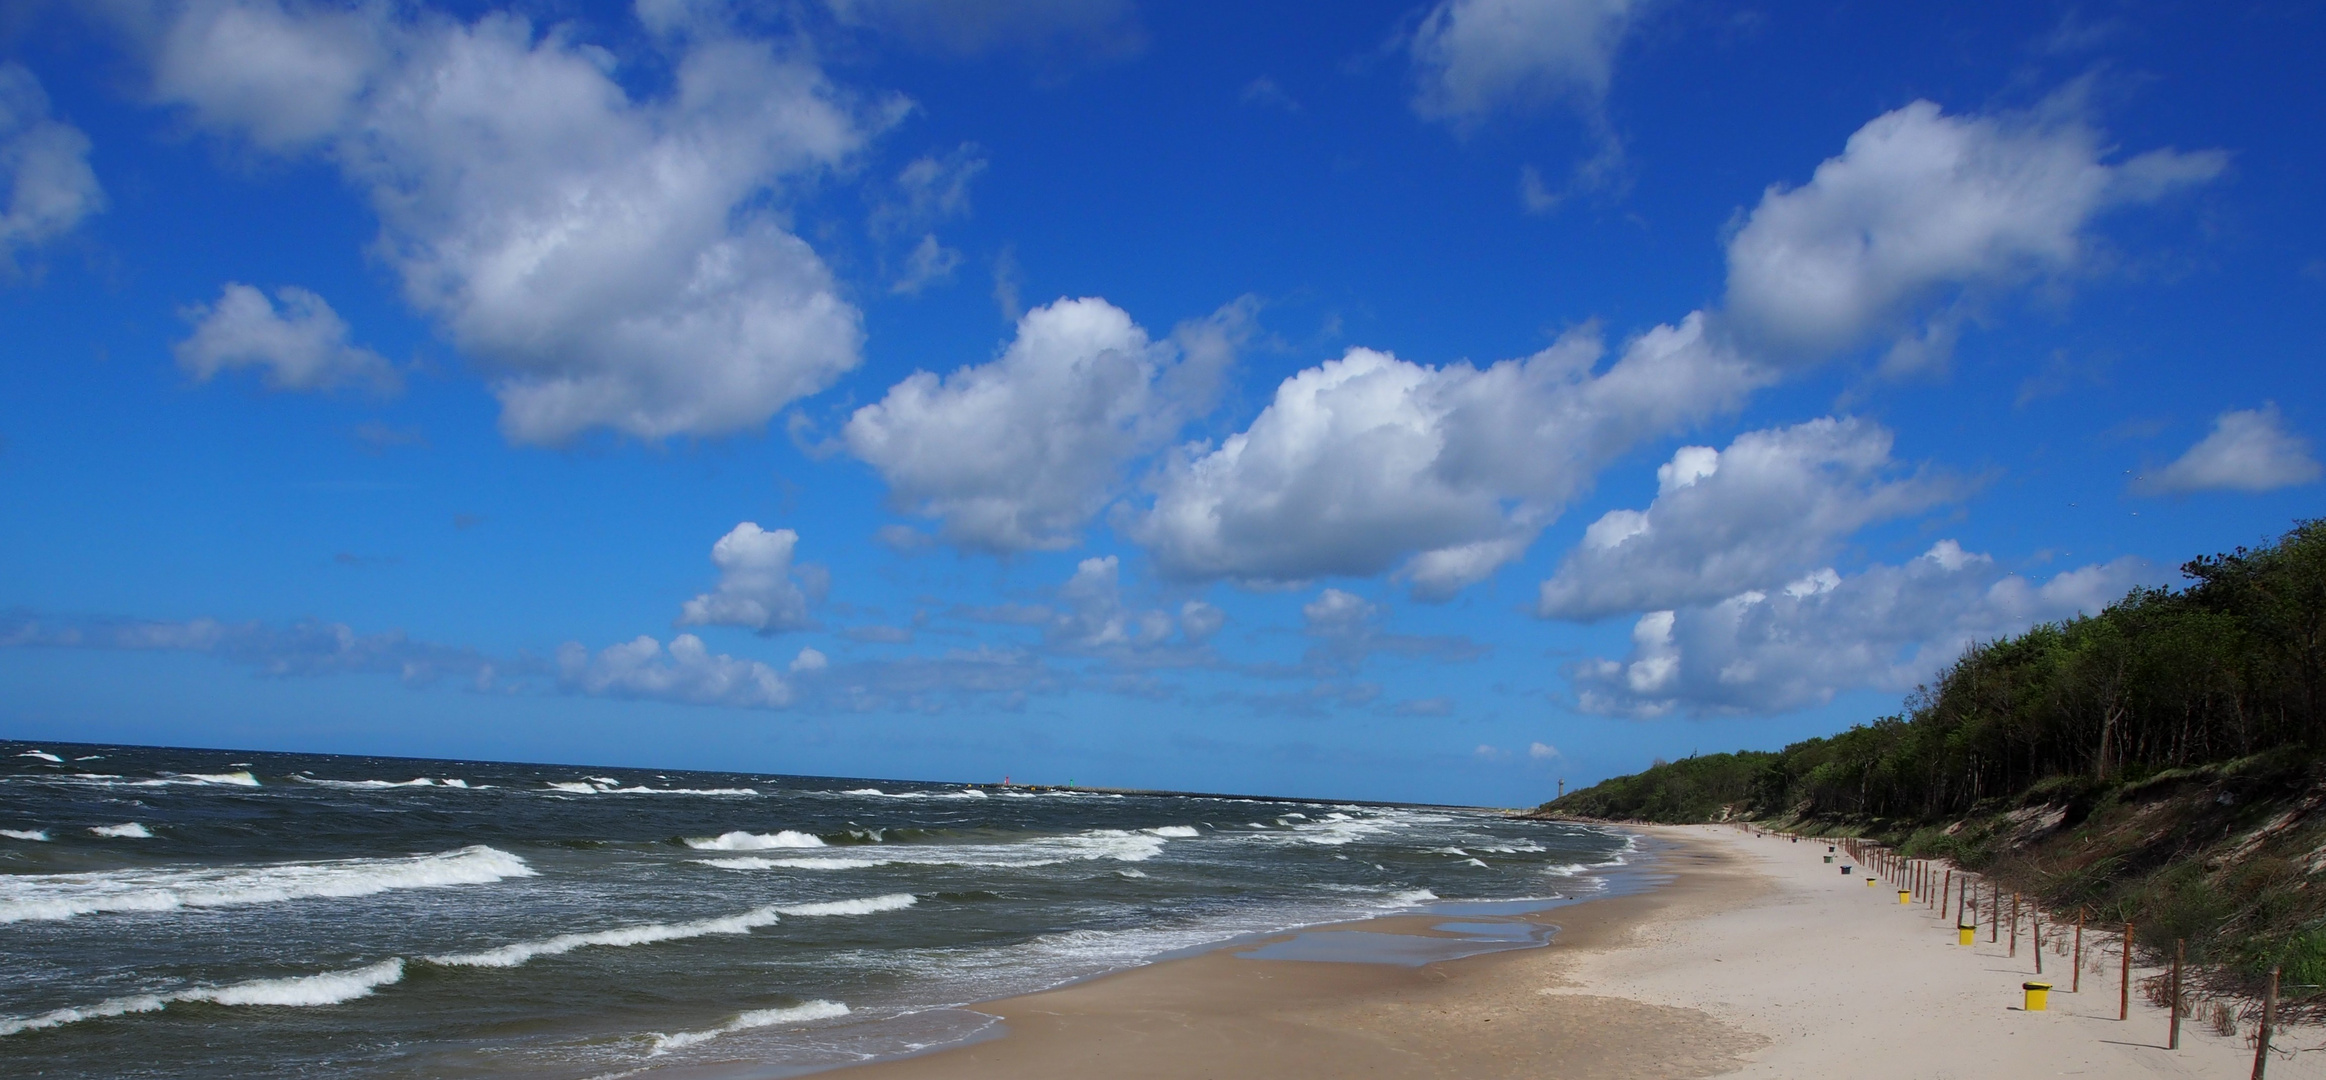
[0,959,405,1037]
[90,823,153,839]
[295,776,466,790]
[0,844,533,923]
[1144,825,1200,838]
[683,830,824,851]
[703,829,1169,872]
[648,1000,850,1056]
[427,906,785,969]
[173,771,260,787]
[425,894,915,970]
[778,893,916,917]
[15,750,62,763]
[548,780,757,795]
[2,829,49,841]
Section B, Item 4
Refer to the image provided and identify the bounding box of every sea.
[0,740,1634,1079]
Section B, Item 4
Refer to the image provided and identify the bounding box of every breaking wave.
[427,895,916,969]
[0,845,533,923]
[684,830,824,851]
[0,959,405,1037]
[648,1000,851,1055]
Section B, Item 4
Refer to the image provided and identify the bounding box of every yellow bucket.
[1898,890,1911,904]
[1958,926,1975,946]
[2023,982,2051,1011]
[1865,877,1876,887]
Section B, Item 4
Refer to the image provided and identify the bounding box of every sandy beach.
[832,824,2275,1079]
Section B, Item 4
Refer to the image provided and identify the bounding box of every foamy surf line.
[649,1000,851,1055]
[698,828,1171,872]
[0,845,533,923]
[0,959,405,1037]
[426,894,917,969]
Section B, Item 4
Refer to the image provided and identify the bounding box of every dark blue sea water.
[0,740,1630,1079]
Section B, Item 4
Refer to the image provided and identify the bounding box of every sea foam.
[16,750,62,763]
[90,823,153,838]
[2,829,49,841]
[427,894,915,969]
[704,829,1169,872]
[0,844,533,923]
[648,1000,850,1055]
[0,959,405,1037]
[427,906,787,968]
[684,830,825,851]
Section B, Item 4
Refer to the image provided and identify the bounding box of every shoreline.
[793,828,1763,1080]
[754,825,2282,1080]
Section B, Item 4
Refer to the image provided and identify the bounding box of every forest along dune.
[1579,827,2265,1080]
[1537,519,2326,1052]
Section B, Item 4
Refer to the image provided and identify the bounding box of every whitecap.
[684,830,824,851]
[1385,889,1439,906]
[546,782,599,793]
[15,751,62,763]
[0,845,532,923]
[428,907,785,969]
[1144,825,1200,838]
[697,857,778,871]
[648,1000,850,1055]
[296,776,439,790]
[0,959,404,1037]
[723,829,1167,872]
[2,829,49,841]
[174,772,260,787]
[90,823,153,839]
[429,896,914,970]
[778,893,915,917]
[1464,858,1490,868]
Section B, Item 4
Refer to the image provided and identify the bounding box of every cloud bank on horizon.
[0,0,2315,802]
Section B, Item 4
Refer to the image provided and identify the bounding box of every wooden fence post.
[2034,911,2044,974]
[2121,921,2134,1021]
[2253,965,2279,1080]
[2169,938,2185,1050]
[2011,893,2020,957]
[2072,910,2084,993]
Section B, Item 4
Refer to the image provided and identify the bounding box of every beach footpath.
[1581,824,2267,1078]
[829,823,2280,1079]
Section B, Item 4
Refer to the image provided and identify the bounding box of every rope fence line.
[1735,824,2326,1079]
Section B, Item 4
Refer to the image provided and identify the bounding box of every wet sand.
[822,824,2278,1079]
[831,830,1766,1080]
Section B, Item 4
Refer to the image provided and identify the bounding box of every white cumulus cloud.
[846,296,1247,552]
[678,523,822,634]
[1537,417,1957,619]
[1571,541,2151,717]
[1724,98,2225,368]
[2137,405,2321,495]
[0,62,105,273]
[557,634,791,709]
[1408,0,1639,125]
[1131,313,1763,597]
[148,1,880,443]
[1046,555,1175,650]
[174,283,396,392]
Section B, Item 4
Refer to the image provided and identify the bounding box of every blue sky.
[1,0,2320,804]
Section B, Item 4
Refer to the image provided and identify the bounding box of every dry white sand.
[1586,824,2269,1079]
